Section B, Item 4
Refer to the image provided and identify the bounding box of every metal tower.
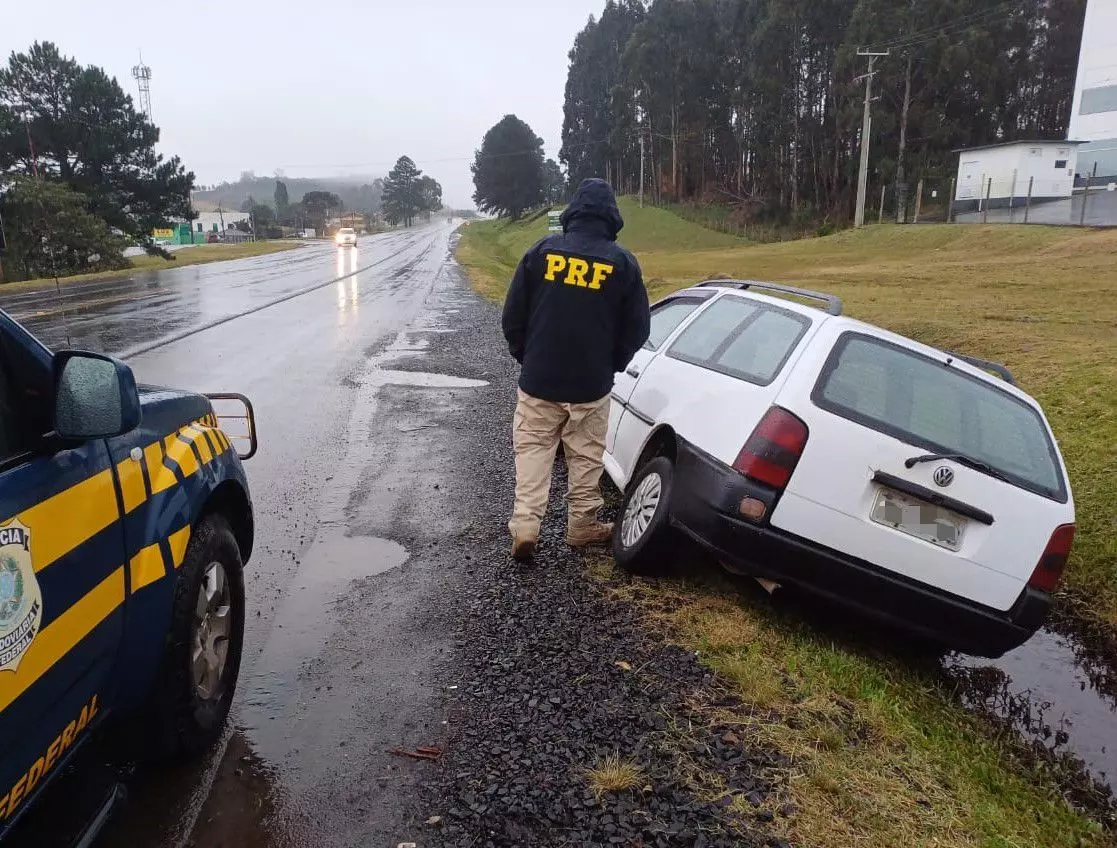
[131,57,152,119]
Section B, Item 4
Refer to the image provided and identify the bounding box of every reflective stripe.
[167,437,200,478]
[13,471,119,574]
[0,567,125,713]
[129,542,165,592]
[116,456,147,514]
[168,525,192,569]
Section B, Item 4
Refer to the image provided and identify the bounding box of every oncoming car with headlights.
[335,227,358,247]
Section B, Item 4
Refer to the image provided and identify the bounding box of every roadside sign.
[547,210,562,233]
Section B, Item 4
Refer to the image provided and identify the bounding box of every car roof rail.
[697,279,843,316]
[941,350,1017,385]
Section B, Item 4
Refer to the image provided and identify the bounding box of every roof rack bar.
[697,279,843,316]
[941,350,1016,385]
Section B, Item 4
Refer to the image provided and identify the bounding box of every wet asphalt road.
[5,225,482,846]
[4,224,1116,845]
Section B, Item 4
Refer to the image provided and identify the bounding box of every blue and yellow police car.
[0,308,256,842]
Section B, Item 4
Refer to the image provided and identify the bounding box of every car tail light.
[733,407,809,489]
[1028,524,1075,593]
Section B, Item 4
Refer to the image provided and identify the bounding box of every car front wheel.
[150,514,246,757]
[613,456,679,575]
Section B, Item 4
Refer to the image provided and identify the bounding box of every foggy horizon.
[2,0,609,210]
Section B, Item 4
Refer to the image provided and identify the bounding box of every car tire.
[149,514,245,757]
[613,456,679,575]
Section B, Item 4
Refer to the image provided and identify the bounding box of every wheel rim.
[192,561,232,701]
[621,472,663,549]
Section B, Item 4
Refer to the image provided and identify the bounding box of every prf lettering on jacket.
[543,253,614,290]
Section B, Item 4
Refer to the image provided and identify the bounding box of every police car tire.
[152,513,245,757]
[612,457,679,576]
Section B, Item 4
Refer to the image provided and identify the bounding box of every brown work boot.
[566,522,614,548]
[511,535,537,562]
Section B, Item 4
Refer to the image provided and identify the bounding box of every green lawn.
[458,204,1117,629]
[2,240,303,291]
[457,202,1116,846]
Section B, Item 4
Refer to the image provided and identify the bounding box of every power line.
[868,1,1025,53]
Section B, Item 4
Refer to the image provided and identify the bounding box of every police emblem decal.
[0,520,42,674]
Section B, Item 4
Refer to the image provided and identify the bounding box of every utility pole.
[854,50,889,228]
[639,132,645,208]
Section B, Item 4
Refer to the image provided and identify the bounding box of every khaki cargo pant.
[508,389,611,542]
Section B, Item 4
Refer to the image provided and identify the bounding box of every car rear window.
[813,333,1066,501]
[667,296,810,386]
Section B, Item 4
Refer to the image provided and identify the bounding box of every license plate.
[870,488,967,551]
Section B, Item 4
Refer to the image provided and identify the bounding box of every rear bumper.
[671,441,1049,658]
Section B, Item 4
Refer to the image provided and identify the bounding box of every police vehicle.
[0,308,256,841]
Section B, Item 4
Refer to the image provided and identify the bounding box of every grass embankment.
[457,203,1116,845]
[3,240,302,291]
[458,205,1117,627]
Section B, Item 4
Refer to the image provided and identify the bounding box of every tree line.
[560,0,1085,224]
[0,42,194,281]
[247,158,445,232]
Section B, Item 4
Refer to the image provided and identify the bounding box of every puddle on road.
[948,626,1117,792]
[238,314,488,788]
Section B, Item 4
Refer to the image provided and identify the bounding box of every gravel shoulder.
[386,265,786,848]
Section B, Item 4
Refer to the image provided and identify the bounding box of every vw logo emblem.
[933,466,955,487]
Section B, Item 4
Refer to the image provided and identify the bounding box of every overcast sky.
[2,0,607,209]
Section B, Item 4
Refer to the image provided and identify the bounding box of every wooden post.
[978,173,985,213]
[983,178,992,223]
[1024,176,1034,224]
[878,185,886,223]
[1007,168,1018,221]
[947,178,956,223]
[913,178,924,223]
[1080,161,1097,226]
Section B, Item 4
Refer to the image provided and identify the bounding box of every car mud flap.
[72,782,126,848]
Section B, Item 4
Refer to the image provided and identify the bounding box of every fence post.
[983,178,992,223]
[1024,176,1034,224]
[1080,161,1097,226]
[978,173,985,213]
[1008,168,1017,221]
[947,178,956,223]
[878,185,886,223]
[913,179,924,223]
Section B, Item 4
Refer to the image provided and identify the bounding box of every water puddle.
[947,625,1117,795]
[239,316,487,782]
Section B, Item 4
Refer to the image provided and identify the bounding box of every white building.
[1068,0,1117,180]
[192,209,250,235]
[952,140,1082,214]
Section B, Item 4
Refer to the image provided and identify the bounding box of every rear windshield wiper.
[904,452,1015,484]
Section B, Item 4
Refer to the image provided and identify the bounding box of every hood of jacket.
[559,178,624,239]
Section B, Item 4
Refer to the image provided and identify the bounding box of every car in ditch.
[0,308,257,843]
[605,280,1074,658]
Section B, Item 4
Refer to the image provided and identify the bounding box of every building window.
[1080,84,1117,115]
[1054,159,1068,169]
[196,223,203,232]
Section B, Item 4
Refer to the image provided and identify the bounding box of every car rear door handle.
[626,367,641,378]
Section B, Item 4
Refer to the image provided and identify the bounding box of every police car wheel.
[612,456,679,576]
[152,513,245,757]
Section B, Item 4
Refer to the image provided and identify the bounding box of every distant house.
[192,210,250,234]
[951,140,1083,215]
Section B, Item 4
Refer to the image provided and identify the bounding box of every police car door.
[0,314,126,831]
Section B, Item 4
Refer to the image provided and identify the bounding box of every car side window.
[0,325,52,466]
[644,297,708,350]
[667,296,810,385]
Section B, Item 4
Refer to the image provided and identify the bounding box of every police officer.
[502,178,651,561]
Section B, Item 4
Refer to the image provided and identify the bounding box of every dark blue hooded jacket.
[501,179,651,404]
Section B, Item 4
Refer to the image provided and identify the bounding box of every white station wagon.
[606,280,1075,658]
